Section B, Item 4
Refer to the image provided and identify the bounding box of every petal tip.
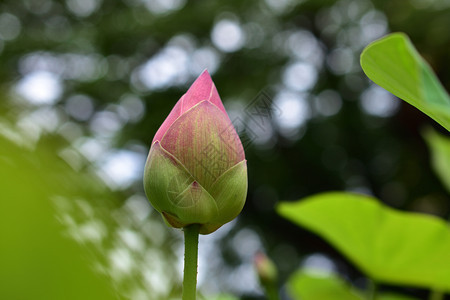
[179,70,216,113]
[200,69,211,78]
[195,69,213,87]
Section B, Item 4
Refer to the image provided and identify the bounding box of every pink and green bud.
[254,252,278,287]
[143,70,247,234]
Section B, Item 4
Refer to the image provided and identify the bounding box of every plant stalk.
[367,280,377,300]
[182,224,200,300]
[429,290,444,300]
[265,284,280,300]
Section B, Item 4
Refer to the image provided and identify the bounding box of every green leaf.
[277,192,450,291]
[0,131,122,299]
[286,270,419,300]
[287,270,364,300]
[360,33,450,131]
[423,128,450,193]
[0,117,180,299]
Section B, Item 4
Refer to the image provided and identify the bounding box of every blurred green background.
[0,0,449,299]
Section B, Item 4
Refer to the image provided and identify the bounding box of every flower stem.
[265,285,280,300]
[429,290,444,300]
[182,224,200,300]
[367,280,377,300]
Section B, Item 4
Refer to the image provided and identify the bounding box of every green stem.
[367,280,377,300]
[182,224,200,300]
[265,284,280,300]
[429,290,444,300]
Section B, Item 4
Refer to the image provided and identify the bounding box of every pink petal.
[208,81,228,116]
[160,100,245,190]
[152,96,183,144]
[181,70,229,116]
[152,70,231,144]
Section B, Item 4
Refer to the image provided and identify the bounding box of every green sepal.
[144,141,193,214]
[170,180,219,227]
[144,141,220,233]
[209,160,247,225]
[194,160,248,234]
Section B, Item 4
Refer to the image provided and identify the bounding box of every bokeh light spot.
[189,47,220,75]
[314,89,342,117]
[361,85,400,117]
[16,71,62,105]
[98,150,146,189]
[211,19,246,53]
[283,62,318,92]
[66,0,102,17]
[143,0,186,14]
[136,46,189,90]
[302,253,337,276]
[0,13,21,41]
[274,91,310,136]
[90,111,124,138]
[118,94,146,123]
[327,47,354,75]
[65,94,95,121]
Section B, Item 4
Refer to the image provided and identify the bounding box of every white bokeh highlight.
[16,71,62,105]
[211,19,246,53]
[274,91,310,137]
[361,85,400,117]
[283,62,318,92]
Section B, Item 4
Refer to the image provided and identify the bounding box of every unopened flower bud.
[254,251,278,287]
[143,70,247,234]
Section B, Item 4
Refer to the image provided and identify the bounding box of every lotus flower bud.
[254,252,278,287]
[143,70,247,234]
